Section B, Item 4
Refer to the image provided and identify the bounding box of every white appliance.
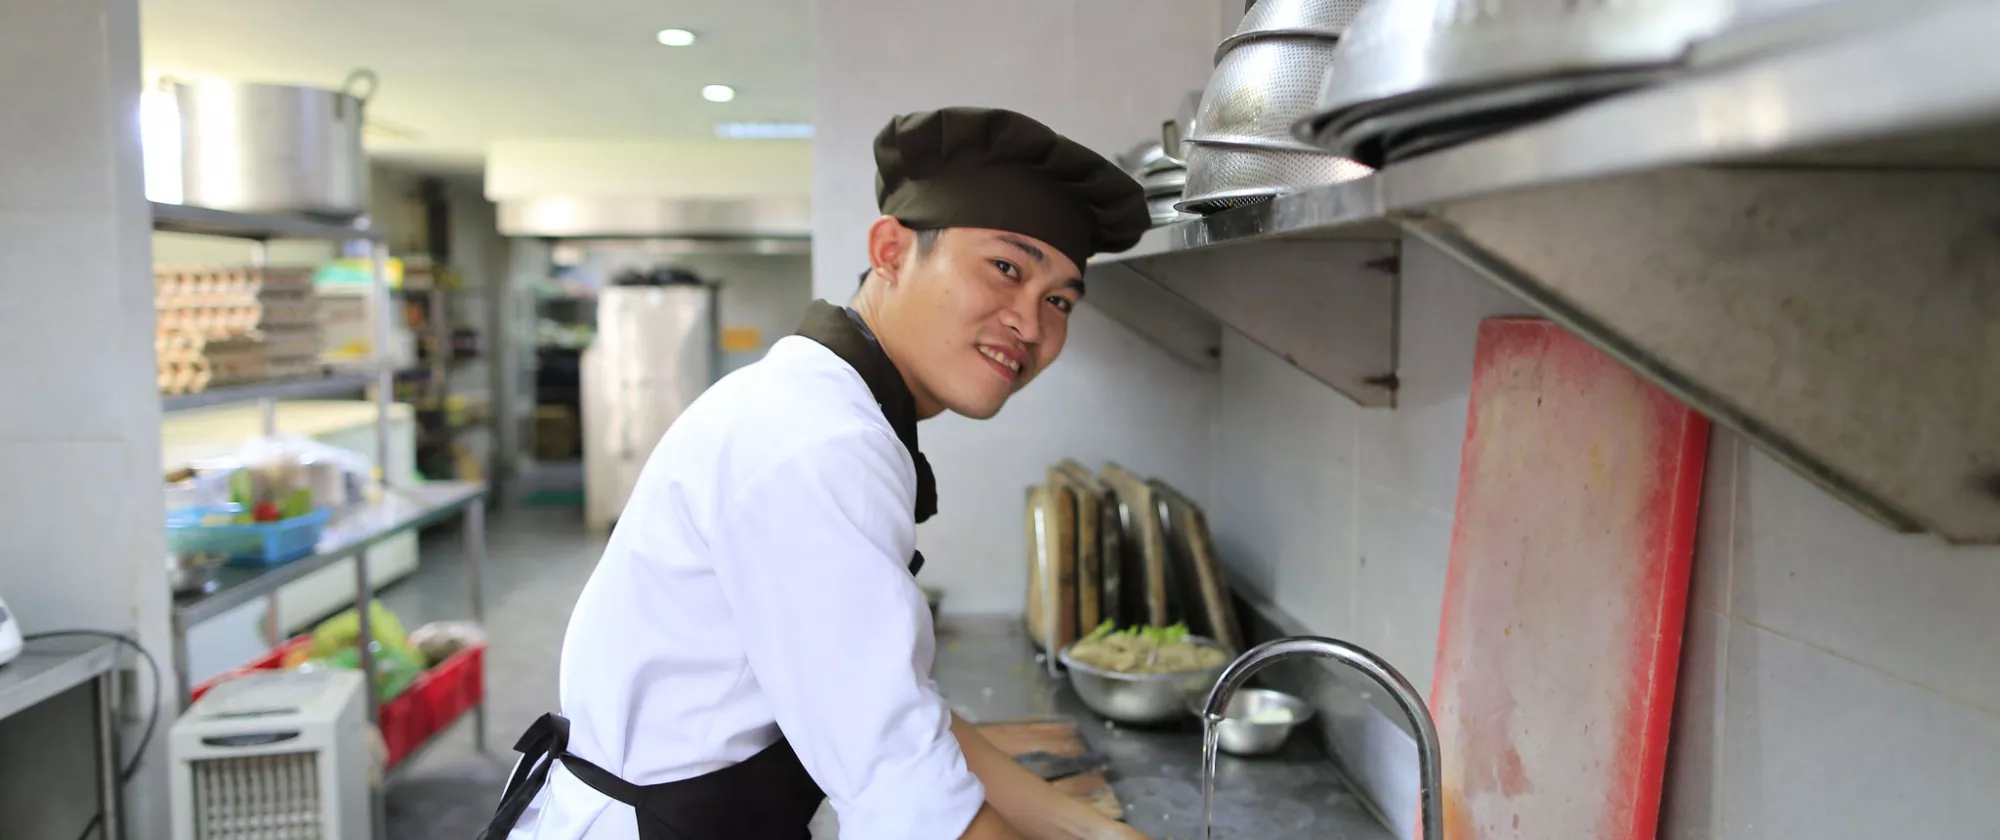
[583,280,718,533]
[170,669,369,840]
[0,594,21,666]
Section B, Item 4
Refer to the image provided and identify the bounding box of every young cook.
[479,106,1153,840]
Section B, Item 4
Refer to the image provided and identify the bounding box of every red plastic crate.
[191,635,486,770]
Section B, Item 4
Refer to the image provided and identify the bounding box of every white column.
[0,0,174,836]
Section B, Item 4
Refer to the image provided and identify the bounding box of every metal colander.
[1174,139,1372,215]
[1192,35,1344,152]
[1217,0,1369,58]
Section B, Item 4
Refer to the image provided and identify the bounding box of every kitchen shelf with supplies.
[1086,1,2000,543]
[166,482,490,818]
[159,370,376,412]
[151,200,385,243]
[152,200,491,832]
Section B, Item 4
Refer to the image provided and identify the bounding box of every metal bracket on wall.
[1091,234,1402,407]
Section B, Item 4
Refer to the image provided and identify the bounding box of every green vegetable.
[1084,621,1191,646]
[318,642,425,701]
[1084,619,1117,643]
[229,469,255,508]
[311,600,411,659]
[278,488,313,519]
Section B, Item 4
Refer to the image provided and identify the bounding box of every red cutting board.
[1430,319,1708,840]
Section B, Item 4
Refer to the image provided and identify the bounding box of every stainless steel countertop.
[0,637,118,723]
[925,619,1395,840]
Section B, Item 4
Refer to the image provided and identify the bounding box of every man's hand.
[951,715,1153,840]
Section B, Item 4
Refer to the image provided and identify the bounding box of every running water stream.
[1200,715,1221,840]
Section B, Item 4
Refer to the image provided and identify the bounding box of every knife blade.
[1011,750,1109,782]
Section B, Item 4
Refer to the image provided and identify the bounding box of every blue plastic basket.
[166,505,332,565]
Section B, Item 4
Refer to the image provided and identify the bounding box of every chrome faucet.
[1200,636,1444,840]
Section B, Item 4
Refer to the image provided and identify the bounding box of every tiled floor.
[380,503,606,838]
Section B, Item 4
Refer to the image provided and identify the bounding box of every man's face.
[881,225,1083,420]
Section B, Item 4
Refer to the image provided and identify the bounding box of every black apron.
[477,300,936,840]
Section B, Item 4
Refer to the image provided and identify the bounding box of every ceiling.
[139,0,809,172]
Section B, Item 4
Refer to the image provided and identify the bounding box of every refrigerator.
[582,278,718,533]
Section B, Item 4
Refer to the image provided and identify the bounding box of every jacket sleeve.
[707,427,984,840]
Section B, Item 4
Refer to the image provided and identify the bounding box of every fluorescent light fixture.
[714,122,814,139]
[701,84,736,103]
[656,28,696,46]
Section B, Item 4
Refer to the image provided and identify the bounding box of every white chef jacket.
[507,335,985,840]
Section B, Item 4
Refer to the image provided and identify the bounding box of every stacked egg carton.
[155,266,324,395]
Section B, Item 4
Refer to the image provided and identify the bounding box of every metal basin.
[1189,687,1314,756]
[1058,636,1233,725]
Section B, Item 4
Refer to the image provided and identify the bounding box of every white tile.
[1721,621,2000,839]
[1732,447,2000,711]
[1659,608,1728,840]
[1351,489,1452,697]
[0,210,129,441]
[1211,331,1358,633]
[1065,0,1217,154]
[0,440,136,630]
[1357,240,1535,512]
[1689,431,1739,614]
[0,1,114,210]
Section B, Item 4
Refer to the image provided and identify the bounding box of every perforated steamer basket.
[1191,35,1347,153]
[1175,139,1373,214]
[1216,0,1371,59]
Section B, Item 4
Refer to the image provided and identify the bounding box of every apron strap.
[475,713,647,840]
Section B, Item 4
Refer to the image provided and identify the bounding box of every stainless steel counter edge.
[0,638,119,723]
[173,481,487,626]
[930,619,1397,840]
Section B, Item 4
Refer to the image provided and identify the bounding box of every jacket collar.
[792,300,939,526]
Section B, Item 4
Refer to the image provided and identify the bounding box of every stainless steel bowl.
[1058,636,1233,725]
[1296,0,1732,160]
[1193,36,1345,153]
[166,552,223,596]
[1175,139,1372,215]
[1148,193,1193,227]
[1216,0,1368,59]
[1193,687,1316,756]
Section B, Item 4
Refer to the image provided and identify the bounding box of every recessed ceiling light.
[701,84,736,103]
[656,28,696,47]
[715,122,814,139]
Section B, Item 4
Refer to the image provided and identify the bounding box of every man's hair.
[859,227,946,289]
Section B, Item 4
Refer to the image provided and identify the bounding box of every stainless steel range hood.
[1084,1,2000,542]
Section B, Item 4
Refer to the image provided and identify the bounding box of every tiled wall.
[1208,235,2000,838]
[1662,433,2000,838]
[0,0,174,835]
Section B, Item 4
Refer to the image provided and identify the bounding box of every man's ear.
[866,216,914,285]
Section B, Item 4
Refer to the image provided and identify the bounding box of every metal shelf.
[160,372,378,412]
[151,201,385,242]
[1086,1,2000,542]
[0,638,117,723]
[171,481,486,627]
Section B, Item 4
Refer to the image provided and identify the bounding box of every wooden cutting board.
[977,720,1124,822]
[1024,483,1078,653]
[1431,319,1708,840]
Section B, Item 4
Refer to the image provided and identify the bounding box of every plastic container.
[166,505,332,565]
[190,634,486,770]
